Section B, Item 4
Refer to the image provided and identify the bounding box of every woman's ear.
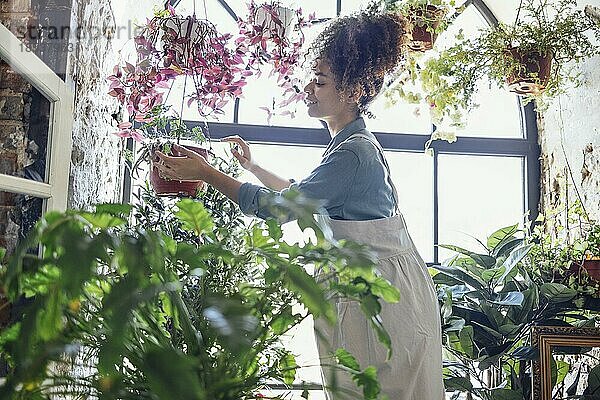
[345,87,363,104]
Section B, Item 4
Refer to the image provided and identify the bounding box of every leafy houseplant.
[416,0,599,125]
[0,163,400,400]
[384,0,456,51]
[386,0,600,138]
[236,1,313,123]
[127,107,213,198]
[434,220,600,400]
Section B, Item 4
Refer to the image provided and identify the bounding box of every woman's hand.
[222,135,256,172]
[154,144,211,181]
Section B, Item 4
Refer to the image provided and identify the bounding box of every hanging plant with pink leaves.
[108,6,249,141]
[236,1,315,123]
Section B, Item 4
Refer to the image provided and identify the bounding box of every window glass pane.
[0,191,44,258]
[438,155,525,261]
[459,80,522,138]
[368,95,432,135]
[386,151,434,262]
[0,59,51,183]
[164,77,237,123]
[436,5,488,49]
[340,0,368,15]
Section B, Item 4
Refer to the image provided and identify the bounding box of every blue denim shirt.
[238,118,396,221]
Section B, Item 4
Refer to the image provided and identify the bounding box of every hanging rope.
[513,0,524,29]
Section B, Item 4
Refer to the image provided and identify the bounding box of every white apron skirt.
[313,132,444,400]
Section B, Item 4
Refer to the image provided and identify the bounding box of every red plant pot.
[505,48,553,95]
[150,145,210,197]
[569,257,600,281]
[407,5,446,52]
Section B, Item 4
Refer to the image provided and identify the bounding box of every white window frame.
[0,23,73,212]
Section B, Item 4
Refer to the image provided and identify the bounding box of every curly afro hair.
[307,7,409,117]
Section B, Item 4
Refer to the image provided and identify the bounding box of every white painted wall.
[537,0,600,220]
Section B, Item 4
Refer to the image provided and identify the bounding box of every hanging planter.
[406,5,447,52]
[253,3,298,39]
[505,48,553,95]
[237,1,314,123]
[150,144,211,197]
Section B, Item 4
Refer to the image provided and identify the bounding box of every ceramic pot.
[505,48,553,95]
[407,5,446,52]
[150,145,209,197]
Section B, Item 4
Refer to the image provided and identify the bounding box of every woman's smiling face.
[303,59,358,122]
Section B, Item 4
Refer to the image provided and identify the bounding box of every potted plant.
[583,224,600,276]
[388,0,600,134]
[433,222,600,399]
[0,165,400,399]
[384,0,457,51]
[236,1,314,123]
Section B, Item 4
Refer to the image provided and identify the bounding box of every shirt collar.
[323,117,368,156]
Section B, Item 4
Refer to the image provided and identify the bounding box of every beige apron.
[315,133,444,400]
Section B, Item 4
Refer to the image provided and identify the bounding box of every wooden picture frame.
[531,325,600,400]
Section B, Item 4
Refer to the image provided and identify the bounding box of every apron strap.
[325,132,400,213]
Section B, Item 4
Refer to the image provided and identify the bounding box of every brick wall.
[0,0,34,257]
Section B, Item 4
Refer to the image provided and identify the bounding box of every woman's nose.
[303,81,313,94]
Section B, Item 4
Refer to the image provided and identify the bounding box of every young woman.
[155,8,444,400]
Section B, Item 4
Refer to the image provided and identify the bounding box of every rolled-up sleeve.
[237,149,360,222]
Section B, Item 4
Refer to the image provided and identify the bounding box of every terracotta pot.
[569,257,600,281]
[407,5,446,52]
[505,48,553,95]
[150,145,210,197]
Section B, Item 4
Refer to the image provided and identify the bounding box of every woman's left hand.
[154,144,211,181]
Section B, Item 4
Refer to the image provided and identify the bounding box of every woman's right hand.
[223,135,256,172]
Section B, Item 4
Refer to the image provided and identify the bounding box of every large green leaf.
[278,352,297,385]
[433,265,486,291]
[175,199,214,236]
[487,224,518,251]
[369,314,393,359]
[95,203,133,217]
[490,389,524,400]
[79,212,127,228]
[540,283,577,303]
[584,364,600,397]
[493,243,534,286]
[284,264,333,321]
[369,277,400,303]
[444,376,473,391]
[459,326,474,358]
[439,245,496,268]
[334,348,361,371]
[142,346,204,400]
[489,291,524,306]
[482,266,505,283]
[510,345,538,360]
[352,366,380,400]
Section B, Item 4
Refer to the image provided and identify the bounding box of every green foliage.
[387,0,600,131]
[0,156,400,399]
[385,0,456,35]
[436,222,600,400]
